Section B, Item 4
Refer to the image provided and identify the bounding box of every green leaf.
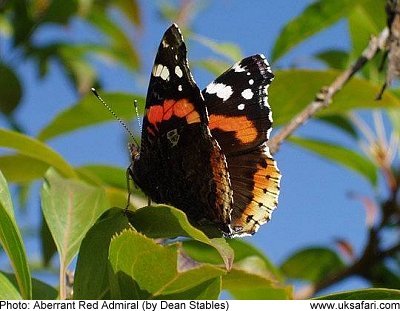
[157,277,221,300]
[193,35,243,62]
[108,229,225,298]
[0,171,31,299]
[315,49,350,70]
[38,0,78,25]
[37,92,143,141]
[271,0,356,62]
[41,169,109,269]
[181,239,238,275]
[113,0,141,27]
[0,154,50,182]
[0,14,12,36]
[0,128,76,178]
[183,240,284,290]
[0,272,22,299]
[106,187,146,211]
[87,9,140,70]
[75,165,146,210]
[2,272,57,299]
[348,1,386,80]
[281,247,345,283]
[369,263,400,289]
[74,209,130,299]
[271,70,400,127]
[58,45,97,93]
[108,269,150,299]
[31,278,58,300]
[195,59,232,77]
[315,288,400,300]
[223,268,291,300]
[227,239,283,282]
[221,242,290,299]
[126,205,234,270]
[0,63,22,115]
[40,214,57,267]
[289,136,378,185]
[182,240,225,265]
[27,43,59,78]
[127,205,214,241]
[10,0,35,47]
[348,1,385,55]
[316,115,358,138]
[76,165,128,189]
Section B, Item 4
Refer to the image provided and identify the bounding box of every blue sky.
[2,0,380,294]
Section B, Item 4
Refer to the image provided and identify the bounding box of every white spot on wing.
[232,62,245,72]
[237,103,245,110]
[153,64,163,77]
[205,82,233,101]
[162,39,169,48]
[178,85,182,91]
[262,143,273,158]
[266,127,272,138]
[160,66,170,81]
[175,66,183,78]
[268,109,273,122]
[241,89,254,100]
[249,79,254,85]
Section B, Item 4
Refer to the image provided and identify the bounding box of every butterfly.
[129,24,280,237]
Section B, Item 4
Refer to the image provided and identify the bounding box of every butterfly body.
[129,24,280,237]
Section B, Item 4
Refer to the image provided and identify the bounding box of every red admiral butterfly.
[129,24,280,237]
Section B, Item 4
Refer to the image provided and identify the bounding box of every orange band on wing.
[209,115,257,144]
[163,99,175,120]
[230,156,280,236]
[173,98,193,117]
[146,99,201,134]
[147,105,164,126]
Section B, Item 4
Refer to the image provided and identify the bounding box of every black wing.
[132,24,233,234]
[203,55,280,236]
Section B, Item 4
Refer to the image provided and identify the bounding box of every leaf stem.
[59,259,66,300]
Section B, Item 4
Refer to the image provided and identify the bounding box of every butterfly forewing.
[131,24,233,234]
[202,55,274,155]
[129,24,280,238]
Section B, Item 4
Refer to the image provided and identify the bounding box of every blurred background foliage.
[0,0,399,300]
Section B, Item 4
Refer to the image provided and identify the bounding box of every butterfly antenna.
[133,99,142,132]
[91,88,140,148]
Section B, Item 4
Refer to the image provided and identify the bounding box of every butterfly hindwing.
[203,54,280,236]
[228,144,280,236]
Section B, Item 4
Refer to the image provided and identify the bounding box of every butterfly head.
[129,141,140,162]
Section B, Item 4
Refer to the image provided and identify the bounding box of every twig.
[380,242,400,257]
[269,27,392,299]
[376,0,400,99]
[297,228,380,299]
[267,28,389,155]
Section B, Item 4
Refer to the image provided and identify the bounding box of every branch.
[272,28,393,299]
[296,229,380,299]
[267,28,389,155]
